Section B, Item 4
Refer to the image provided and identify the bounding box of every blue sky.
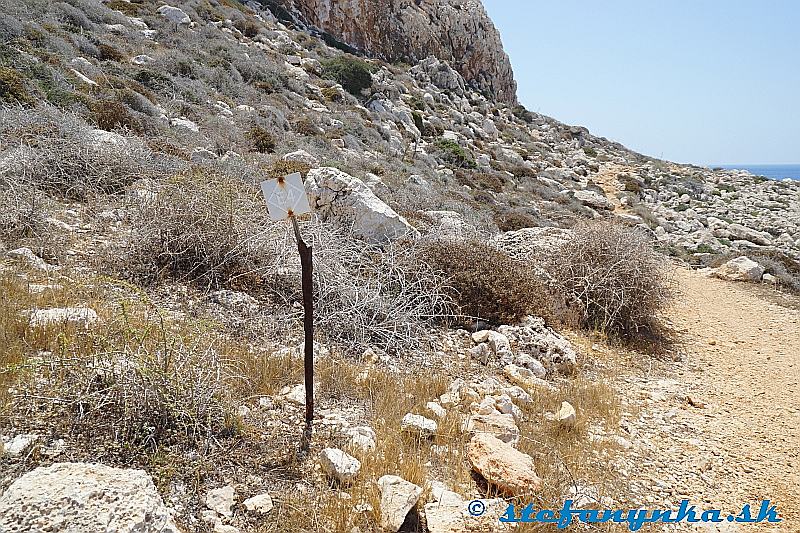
[482,1,799,165]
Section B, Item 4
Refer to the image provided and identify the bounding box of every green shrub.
[0,67,35,106]
[434,138,475,169]
[321,56,374,95]
[412,111,424,133]
[512,104,534,123]
[245,125,275,153]
[419,239,549,325]
[694,243,716,254]
[582,146,598,158]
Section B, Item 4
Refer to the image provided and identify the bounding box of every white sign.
[260,172,312,221]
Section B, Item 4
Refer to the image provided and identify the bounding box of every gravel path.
[618,268,799,532]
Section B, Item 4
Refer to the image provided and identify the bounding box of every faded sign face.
[260,172,312,221]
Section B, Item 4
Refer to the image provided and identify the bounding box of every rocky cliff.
[265,0,518,103]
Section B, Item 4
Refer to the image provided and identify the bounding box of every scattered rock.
[400,413,437,438]
[377,475,422,532]
[344,426,377,453]
[278,383,307,405]
[465,413,520,445]
[131,54,154,65]
[282,149,319,167]
[503,364,556,392]
[190,147,217,162]
[426,401,447,419]
[319,448,361,484]
[6,247,55,271]
[556,401,577,427]
[467,433,541,496]
[573,188,614,210]
[305,167,419,243]
[157,5,191,25]
[713,256,764,282]
[213,525,240,533]
[425,497,512,533]
[209,290,259,312]
[242,493,274,514]
[29,307,99,329]
[170,117,199,132]
[206,485,236,518]
[0,463,181,532]
[1,434,38,457]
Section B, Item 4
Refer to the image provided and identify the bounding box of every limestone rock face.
[0,462,181,533]
[270,0,517,102]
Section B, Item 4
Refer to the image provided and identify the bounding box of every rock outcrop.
[305,167,418,243]
[0,463,181,533]
[267,0,517,102]
[467,433,541,496]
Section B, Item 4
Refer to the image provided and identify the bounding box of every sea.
[715,164,800,181]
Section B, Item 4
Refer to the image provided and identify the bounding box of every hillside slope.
[1,1,800,532]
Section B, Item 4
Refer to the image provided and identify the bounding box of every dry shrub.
[306,227,453,353]
[93,100,141,132]
[232,17,260,38]
[122,170,280,290]
[0,272,238,452]
[0,175,48,244]
[0,106,174,200]
[548,221,673,336]
[245,125,275,153]
[455,169,506,192]
[493,209,540,232]
[418,239,549,325]
[30,326,235,450]
[267,159,312,179]
[97,42,125,62]
[293,116,320,136]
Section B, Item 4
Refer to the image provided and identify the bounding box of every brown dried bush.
[547,221,673,336]
[267,159,312,179]
[245,125,275,153]
[93,100,141,132]
[418,239,550,325]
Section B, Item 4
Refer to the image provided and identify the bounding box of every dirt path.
[620,268,800,531]
[583,164,800,530]
[672,269,799,528]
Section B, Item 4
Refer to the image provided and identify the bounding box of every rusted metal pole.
[291,215,314,451]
